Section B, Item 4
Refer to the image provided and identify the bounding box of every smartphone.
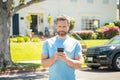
[57,48,64,52]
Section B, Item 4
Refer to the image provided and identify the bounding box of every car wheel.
[112,54,120,71]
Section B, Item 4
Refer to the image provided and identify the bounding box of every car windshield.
[105,35,120,45]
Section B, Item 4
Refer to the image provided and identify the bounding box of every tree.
[0,0,45,70]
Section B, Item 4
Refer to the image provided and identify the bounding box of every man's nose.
[60,27,65,30]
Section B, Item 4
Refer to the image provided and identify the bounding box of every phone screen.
[57,48,64,52]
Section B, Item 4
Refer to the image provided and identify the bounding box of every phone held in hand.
[57,48,64,52]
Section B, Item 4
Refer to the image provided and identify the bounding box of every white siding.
[11,0,117,35]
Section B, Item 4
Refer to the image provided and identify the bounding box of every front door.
[30,15,38,35]
[12,14,19,35]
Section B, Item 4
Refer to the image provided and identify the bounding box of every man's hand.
[55,52,83,69]
[55,52,68,61]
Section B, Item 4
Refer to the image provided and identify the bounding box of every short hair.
[56,15,70,25]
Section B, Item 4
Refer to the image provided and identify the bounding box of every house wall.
[11,0,117,36]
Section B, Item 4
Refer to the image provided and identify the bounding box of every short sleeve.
[74,41,82,57]
[42,40,49,56]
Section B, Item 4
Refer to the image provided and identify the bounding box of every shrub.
[32,37,40,42]
[96,28,105,39]
[10,38,17,42]
[72,30,97,40]
[114,20,120,28]
[96,23,120,39]
[69,18,75,31]
[103,27,120,39]
[16,37,25,42]
[23,36,30,42]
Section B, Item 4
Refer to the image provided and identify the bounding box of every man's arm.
[41,53,60,68]
[60,53,84,69]
[41,54,55,68]
[64,55,84,69]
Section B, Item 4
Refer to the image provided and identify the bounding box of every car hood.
[88,44,120,49]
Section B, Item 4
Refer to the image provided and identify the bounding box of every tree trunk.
[0,8,12,69]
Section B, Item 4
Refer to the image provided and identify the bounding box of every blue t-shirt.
[42,35,82,80]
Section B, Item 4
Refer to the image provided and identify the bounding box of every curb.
[0,68,47,75]
[0,66,88,75]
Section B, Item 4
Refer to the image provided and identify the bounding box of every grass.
[8,39,108,71]
[10,42,43,61]
[10,39,108,61]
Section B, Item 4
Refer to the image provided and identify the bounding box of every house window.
[87,0,94,4]
[81,16,100,31]
[102,0,109,4]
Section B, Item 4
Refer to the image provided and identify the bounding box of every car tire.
[112,54,120,71]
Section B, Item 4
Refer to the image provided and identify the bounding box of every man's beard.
[57,31,67,37]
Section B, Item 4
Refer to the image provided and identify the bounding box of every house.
[10,0,117,36]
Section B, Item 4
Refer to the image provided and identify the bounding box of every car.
[85,35,120,71]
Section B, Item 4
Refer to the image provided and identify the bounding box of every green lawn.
[8,39,109,71]
[10,39,108,61]
[10,42,43,61]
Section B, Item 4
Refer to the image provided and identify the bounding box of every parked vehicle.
[85,35,120,70]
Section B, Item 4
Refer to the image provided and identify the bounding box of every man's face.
[56,20,69,37]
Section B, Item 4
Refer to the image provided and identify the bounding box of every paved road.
[0,67,120,80]
[76,67,120,80]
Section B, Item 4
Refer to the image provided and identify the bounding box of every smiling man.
[41,15,84,80]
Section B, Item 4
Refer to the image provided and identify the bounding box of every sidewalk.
[0,60,88,80]
[0,60,48,80]
[0,69,49,80]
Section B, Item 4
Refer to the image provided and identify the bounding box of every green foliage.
[13,63,41,70]
[69,18,75,31]
[10,36,41,43]
[16,37,25,42]
[72,30,97,40]
[33,0,38,3]
[114,20,120,28]
[23,36,30,42]
[104,23,109,26]
[14,36,30,42]
[19,0,25,5]
[10,38,17,42]
[32,37,40,42]
[47,14,53,26]
[0,63,41,72]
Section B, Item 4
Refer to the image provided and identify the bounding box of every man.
[42,15,83,80]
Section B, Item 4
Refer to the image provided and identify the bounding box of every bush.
[23,36,30,42]
[69,18,75,31]
[16,37,25,42]
[104,27,120,39]
[114,20,120,28]
[32,37,40,42]
[10,38,17,42]
[96,23,120,39]
[72,30,97,40]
